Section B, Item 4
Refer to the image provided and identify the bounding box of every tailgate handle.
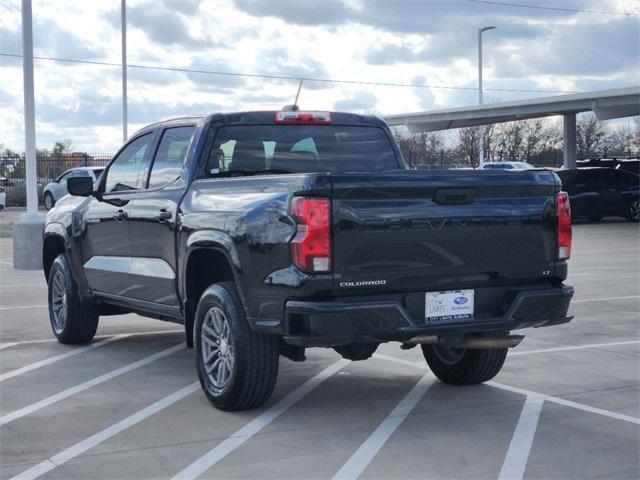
[433,188,476,205]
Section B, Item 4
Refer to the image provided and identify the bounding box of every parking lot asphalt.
[0,219,638,480]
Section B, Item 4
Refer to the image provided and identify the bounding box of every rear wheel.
[44,192,55,210]
[194,282,279,411]
[422,342,507,385]
[626,199,639,223]
[48,254,99,344]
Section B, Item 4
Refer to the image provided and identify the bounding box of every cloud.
[186,56,247,90]
[254,47,333,90]
[0,20,106,61]
[36,91,221,128]
[412,76,435,109]
[333,91,377,111]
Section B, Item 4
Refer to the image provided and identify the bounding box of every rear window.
[207,125,400,174]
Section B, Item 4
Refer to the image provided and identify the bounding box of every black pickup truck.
[43,110,574,411]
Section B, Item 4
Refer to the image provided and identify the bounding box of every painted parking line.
[172,359,350,480]
[10,382,201,480]
[332,373,433,480]
[0,335,129,382]
[572,295,639,303]
[0,329,184,349]
[374,354,640,426]
[0,304,47,310]
[0,343,185,426]
[487,381,640,426]
[510,340,640,356]
[497,397,544,480]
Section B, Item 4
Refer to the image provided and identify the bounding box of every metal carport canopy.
[383,86,640,133]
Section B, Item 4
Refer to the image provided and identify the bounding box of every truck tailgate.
[330,170,559,294]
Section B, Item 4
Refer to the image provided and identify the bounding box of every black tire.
[44,192,55,210]
[421,343,507,385]
[626,199,639,223]
[194,282,279,411]
[587,216,603,222]
[48,254,99,344]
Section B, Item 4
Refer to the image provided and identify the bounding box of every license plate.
[425,289,474,322]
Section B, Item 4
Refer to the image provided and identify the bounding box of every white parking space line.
[0,304,47,310]
[510,340,640,356]
[374,355,640,426]
[172,359,350,480]
[332,373,432,480]
[10,382,200,480]
[572,295,639,303]
[0,260,13,266]
[0,329,184,348]
[497,397,544,480]
[487,381,640,426]
[0,284,46,288]
[0,335,129,382]
[0,343,185,426]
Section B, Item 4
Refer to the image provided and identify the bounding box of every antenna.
[293,78,304,107]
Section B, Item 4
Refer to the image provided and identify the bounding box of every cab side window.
[147,126,194,189]
[105,133,153,193]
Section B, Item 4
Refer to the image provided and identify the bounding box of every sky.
[0,0,638,153]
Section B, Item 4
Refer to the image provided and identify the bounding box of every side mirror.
[67,176,94,197]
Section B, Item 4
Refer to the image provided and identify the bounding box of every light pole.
[121,0,128,142]
[14,0,44,270]
[478,25,496,167]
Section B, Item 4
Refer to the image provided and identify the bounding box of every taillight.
[290,197,331,273]
[557,191,572,260]
[274,111,332,124]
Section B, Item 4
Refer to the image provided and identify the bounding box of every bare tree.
[457,126,481,168]
[576,114,606,158]
[53,138,74,156]
[392,128,444,169]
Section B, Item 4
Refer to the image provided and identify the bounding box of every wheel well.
[43,235,66,279]
[186,248,235,304]
[184,248,236,346]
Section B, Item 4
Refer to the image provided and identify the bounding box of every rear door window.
[147,126,194,189]
[208,125,400,174]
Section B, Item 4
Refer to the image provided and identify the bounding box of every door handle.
[155,209,172,222]
[113,210,128,222]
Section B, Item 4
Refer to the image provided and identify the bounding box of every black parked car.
[557,168,639,222]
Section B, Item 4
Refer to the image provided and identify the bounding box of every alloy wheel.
[50,270,67,334]
[630,200,640,221]
[431,343,465,365]
[201,306,235,393]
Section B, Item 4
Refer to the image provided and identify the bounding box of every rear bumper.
[282,284,574,347]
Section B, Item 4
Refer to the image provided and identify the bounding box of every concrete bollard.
[13,214,44,270]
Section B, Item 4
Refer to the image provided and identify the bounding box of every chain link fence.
[0,153,112,207]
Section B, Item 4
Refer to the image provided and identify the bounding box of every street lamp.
[478,25,496,166]
[121,0,128,142]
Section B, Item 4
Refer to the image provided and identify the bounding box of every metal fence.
[0,154,113,207]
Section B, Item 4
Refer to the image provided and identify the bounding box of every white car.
[43,167,104,210]
[0,185,5,210]
[480,161,536,170]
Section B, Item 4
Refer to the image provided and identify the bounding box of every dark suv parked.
[557,168,639,222]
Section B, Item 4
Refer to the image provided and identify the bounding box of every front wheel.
[44,192,55,210]
[194,282,279,411]
[626,199,639,223]
[421,343,507,385]
[48,254,99,344]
